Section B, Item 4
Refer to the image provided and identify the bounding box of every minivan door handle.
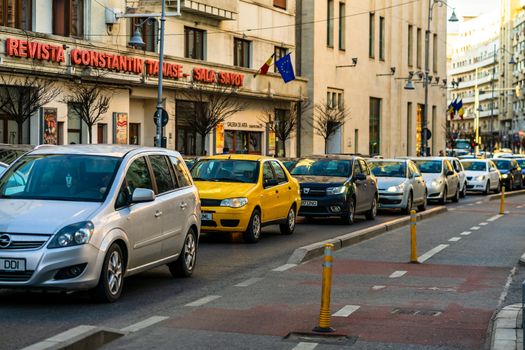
[180,202,188,210]
[154,210,163,218]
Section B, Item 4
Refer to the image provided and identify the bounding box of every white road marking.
[449,237,461,242]
[460,231,472,236]
[120,316,169,333]
[235,278,263,287]
[332,305,360,317]
[467,203,474,206]
[292,342,318,350]
[517,205,523,209]
[470,226,480,230]
[389,270,407,278]
[487,214,503,222]
[418,244,449,263]
[497,267,518,308]
[475,201,482,204]
[21,326,98,350]
[185,295,221,307]
[372,285,386,291]
[273,263,297,272]
[479,222,488,226]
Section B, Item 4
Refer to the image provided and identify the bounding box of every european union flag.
[275,53,295,83]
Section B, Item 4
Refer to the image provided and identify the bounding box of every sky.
[449,0,498,18]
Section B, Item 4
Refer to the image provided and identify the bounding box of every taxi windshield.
[191,159,259,183]
[461,161,487,171]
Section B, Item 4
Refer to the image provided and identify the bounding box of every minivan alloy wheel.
[107,250,123,295]
[183,233,196,271]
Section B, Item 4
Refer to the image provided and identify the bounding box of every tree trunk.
[324,138,328,154]
[282,140,286,157]
[87,124,93,144]
[200,133,207,156]
[17,121,23,144]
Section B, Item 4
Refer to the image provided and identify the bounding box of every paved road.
[0,194,492,349]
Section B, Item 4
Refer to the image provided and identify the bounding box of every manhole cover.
[284,332,358,346]
[392,308,442,316]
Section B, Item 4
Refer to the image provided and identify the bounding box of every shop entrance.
[224,130,262,154]
[0,115,18,144]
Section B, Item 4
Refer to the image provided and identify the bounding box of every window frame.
[327,0,334,47]
[52,0,84,38]
[0,0,32,30]
[274,46,288,73]
[369,12,375,58]
[149,154,177,195]
[184,26,206,60]
[116,156,154,210]
[270,160,289,184]
[408,24,413,67]
[338,2,345,50]
[379,16,385,61]
[416,27,422,68]
[234,37,251,68]
[130,17,157,52]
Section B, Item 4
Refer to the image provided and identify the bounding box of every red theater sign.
[6,38,65,63]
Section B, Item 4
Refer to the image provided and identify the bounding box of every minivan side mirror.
[355,173,366,181]
[264,178,279,188]
[131,188,156,203]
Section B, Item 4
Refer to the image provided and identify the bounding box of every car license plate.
[0,258,26,272]
[201,213,213,221]
[301,200,318,207]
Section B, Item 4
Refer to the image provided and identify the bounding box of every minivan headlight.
[48,221,94,249]
[326,186,346,195]
[220,197,248,208]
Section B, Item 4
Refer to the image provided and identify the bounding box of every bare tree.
[258,100,310,157]
[0,75,61,144]
[182,83,247,155]
[62,76,113,144]
[310,100,351,153]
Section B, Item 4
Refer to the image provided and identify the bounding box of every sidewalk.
[490,304,523,350]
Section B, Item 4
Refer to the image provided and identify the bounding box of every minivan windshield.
[290,159,352,177]
[0,154,120,202]
[413,160,442,174]
[461,161,487,171]
[191,159,259,183]
[369,161,406,178]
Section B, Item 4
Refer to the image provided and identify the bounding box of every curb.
[287,206,448,265]
[488,189,525,201]
[489,303,522,350]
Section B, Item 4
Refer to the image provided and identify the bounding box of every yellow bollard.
[313,243,335,333]
[410,209,419,263]
[500,185,506,215]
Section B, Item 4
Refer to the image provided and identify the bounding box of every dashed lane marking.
[467,203,474,206]
[372,285,386,291]
[292,342,318,350]
[449,237,462,242]
[21,326,97,350]
[333,305,360,317]
[235,278,263,287]
[389,270,407,278]
[470,226,480,230]
[418,244,449,263]
[273,264,297,272]
[460,231,472,236]
[479,222,488,226]
[475,201,483,204]
[185,295,221,307]
[487,214,503,222]
[120,316,169,333]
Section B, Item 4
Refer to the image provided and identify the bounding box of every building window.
[274,46,288,72]
[67,103,83,144]
[369,97,381,155]
[224,130,262,154]
[338,2,345,50]
[433,33,438,73]
[129,123,140,145]
[176,100,205,156]
[408,25,413,67]
[53,0,84,38]
[185,27,205,60]
[416,27,422,68]
[379,16,385,61]
[97,123,107,144]
[407,102,412,155]
[273,0,286,9]
[327,89,344,110]
[327,0,334,47]
[234,38,251,68]
[130,18,157,52]
[354,129,359,153]
[369,13,375,58]
[0,0,31,30]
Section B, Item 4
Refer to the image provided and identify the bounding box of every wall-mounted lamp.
[336,57,358,68]
[376,67,396,77]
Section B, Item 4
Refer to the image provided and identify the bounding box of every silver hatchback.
[0,145,200,302]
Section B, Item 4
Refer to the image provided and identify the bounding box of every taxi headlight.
[220,197,248,208]
[475,175,485,181]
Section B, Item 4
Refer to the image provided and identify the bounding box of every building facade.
[0,0,306,157]
[511,1,525,151]
[297,0,448,157]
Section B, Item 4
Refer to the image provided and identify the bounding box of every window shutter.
[273,0,286,10]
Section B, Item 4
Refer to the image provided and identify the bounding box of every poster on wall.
[41,107,58,145]
[268,130,276,155]
[215,123,224,154]
[113,112,128,144]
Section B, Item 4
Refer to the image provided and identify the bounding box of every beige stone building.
[0,0,306,157]
[297,0,448,157]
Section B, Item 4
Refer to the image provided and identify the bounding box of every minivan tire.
[243,209,262,243]
[280,206,296,235]
[168,227,197,278]
[91,243,124,303]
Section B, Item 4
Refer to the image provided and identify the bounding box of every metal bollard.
[410,210,418,263]
[500,185,506,215]
[313,243,335,333]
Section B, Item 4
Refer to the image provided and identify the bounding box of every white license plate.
[301,200,318,207]
[201,213,213,221]
[0,258,26,272]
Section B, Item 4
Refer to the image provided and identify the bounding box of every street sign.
[153,108,169,127]
[423,128,432,140]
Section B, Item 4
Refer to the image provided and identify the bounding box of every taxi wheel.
[243,209,262,243]
[280,206,296,235]
[438,186,447,205]
[168,228,197,278]
[417,191,427,212]
[91,243,124,303]
[494,182,501,194]
[452,186,460,203]
[460,183,467,198]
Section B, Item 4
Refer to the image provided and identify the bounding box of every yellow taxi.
[190,155,301,243]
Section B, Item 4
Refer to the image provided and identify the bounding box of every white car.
[412,157,460,204]
[460,159,501,194]
[443,157,468,198]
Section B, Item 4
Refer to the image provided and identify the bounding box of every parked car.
[190,155,301,243]
[411,157,460,204]
[513,158,525,186]
[0,145,200,302]
[460,159,501,194]
[289,155,378,224]
[491,158,523,191]
[277,157,299,171]
[443,156,468,198]
[183,156,199,170]
[368,159,427,213]
[0,161,7,175]
[0,144,34,165]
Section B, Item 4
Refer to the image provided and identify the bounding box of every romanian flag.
[448,99,456,120]
[254,53,275,77]
[457,99,464,120]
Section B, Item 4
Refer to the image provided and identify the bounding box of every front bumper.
[298,194,348,217]
[0,244,104,290]
[200,205,252,232]
[426,183,444,200]
[466,179,486,192]
[378,191,407,209]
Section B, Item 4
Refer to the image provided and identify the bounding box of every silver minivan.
[0,145,200,302]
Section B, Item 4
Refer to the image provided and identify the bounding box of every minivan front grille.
[1,241,47,250]
[0,234,50,251]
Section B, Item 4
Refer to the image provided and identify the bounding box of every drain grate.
[284,332,358,346]
[391,308,442,317]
